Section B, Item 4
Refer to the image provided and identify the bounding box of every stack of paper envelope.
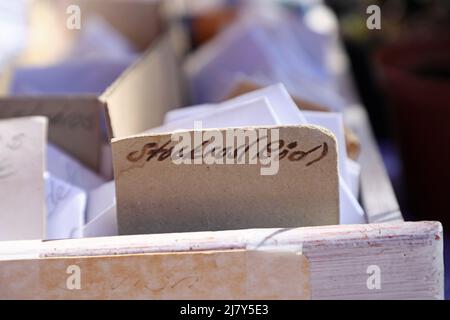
[185,7,351,111]
[45,143,111,239]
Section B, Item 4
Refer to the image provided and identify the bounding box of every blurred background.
[0,0,449,297]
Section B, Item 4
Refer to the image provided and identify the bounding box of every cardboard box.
[0,1,442,300]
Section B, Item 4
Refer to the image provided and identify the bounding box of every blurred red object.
[190,7,237,47]
[376,34,450,225]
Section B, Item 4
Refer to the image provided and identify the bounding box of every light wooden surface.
[0,221,443,299]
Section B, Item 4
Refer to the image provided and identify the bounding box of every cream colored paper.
[0,116,47,241]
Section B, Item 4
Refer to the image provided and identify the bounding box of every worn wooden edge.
[0,221,438,258]
[0,221,443,299]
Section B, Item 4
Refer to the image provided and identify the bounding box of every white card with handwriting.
[0,116,47,240]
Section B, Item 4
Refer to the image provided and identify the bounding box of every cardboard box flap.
[102,33,183,140]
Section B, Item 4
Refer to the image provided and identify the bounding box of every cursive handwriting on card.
[127,139,328,167]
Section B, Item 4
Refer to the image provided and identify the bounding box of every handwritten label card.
[112,125,339,235]
[0,116,47,241]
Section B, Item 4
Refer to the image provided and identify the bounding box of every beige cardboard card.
[0,116,47,241]
[102,34,183,139]
[0,97,102,171]
[112,125,339,235]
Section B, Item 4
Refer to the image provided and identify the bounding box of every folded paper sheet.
[82,181,117,238]
[113,125,339,235]
[45,173,86,240]
[47,143,105,192]
[0,116,47,241]
[185,12,348,111]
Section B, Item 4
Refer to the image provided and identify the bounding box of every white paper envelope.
[47,143,106,191]
[82,203,117,238]
[83,181,117,238]
[45,173,86,240]
[86,181,116,222]
[159,83,305,131]
[0,116,47,241]
[185,20,278,104]
[346,158,361,199]
[185,15,347,111]
[164,104,216,124]
[10,57,133,95]
[147,97,278,134]
[302,111,349,184]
